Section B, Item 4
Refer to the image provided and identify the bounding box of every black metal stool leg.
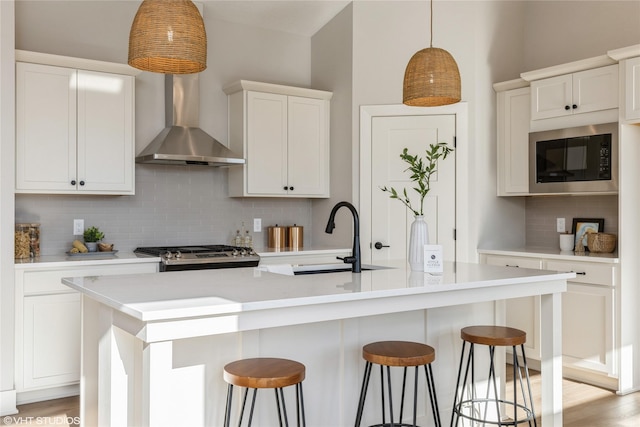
[355,361,372,427]
[296,382,306,427]
[247,388,258,427]
[425,364,442,427]
[385,365,395,427]
[239,387,250,427]
[411,366,418,427]
[224,384,234,427]
[450,340,468,427]
[518,344,537,427]
[399,367,408,425]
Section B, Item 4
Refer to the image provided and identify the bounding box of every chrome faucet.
[325,201,361,273]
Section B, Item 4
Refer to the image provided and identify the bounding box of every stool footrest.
[453,398,535,426]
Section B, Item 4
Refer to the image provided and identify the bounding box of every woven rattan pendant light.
[128,0,207,74]
[403,0,460,106]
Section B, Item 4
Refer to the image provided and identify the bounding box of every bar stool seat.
[223,357,306,427]
[451,326,537,427]
[355,341,441,427]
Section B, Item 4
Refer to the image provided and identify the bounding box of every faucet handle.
[337,256,356,264]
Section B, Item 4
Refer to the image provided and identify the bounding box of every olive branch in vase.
[380,142,454,216]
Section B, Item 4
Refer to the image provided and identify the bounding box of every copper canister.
[288,225,303,250]
[268,225,287,249]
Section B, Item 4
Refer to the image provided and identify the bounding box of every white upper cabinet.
[15,51,138,195]
[495,83,530,196]
[530,65,618,120]
[624,57,640,122]
[225,80,332,198]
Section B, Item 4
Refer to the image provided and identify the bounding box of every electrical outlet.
[556,217,566,233]
[253,218,262,232]
[73,219,84,235]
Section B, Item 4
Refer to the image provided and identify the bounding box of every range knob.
[232,249,239,257]
[175,250,182,259]
[240,249,248,256]
[163,251,173,260]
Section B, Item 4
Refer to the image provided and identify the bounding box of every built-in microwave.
[529,122,618,194]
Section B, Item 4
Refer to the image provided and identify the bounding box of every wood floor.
[7,371,640,426]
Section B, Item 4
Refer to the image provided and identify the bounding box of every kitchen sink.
[292,263,390,275]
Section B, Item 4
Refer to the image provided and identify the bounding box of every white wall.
[523,0,640,71]
[310,4,354,248]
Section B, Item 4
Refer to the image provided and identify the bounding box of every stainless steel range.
[134,245,260,272]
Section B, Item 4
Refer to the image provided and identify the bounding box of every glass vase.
[408,215,429,271]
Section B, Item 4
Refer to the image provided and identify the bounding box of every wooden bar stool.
[223,357,306,427]
[355,341,441,427]
[451,326,537,427]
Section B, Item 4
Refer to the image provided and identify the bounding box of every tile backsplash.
[525,195,618,248]
[15,165,313,256]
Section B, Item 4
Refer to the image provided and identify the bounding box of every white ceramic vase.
[408,215,429,271]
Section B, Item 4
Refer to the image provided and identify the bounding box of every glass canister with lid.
[15,223,40,259]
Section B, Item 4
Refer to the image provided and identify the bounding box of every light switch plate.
[253,218,262,232]
[73,219,84,235]
[556,218,566,233]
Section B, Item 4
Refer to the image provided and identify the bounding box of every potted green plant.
[83,226,105,252]
[380,142,454,271]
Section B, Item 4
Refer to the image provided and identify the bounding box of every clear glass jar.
[15,223,40,259]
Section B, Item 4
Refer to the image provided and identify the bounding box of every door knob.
[374,241,390,250]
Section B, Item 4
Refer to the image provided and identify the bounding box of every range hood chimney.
[135,74,244,167]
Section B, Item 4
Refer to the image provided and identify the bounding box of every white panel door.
[16,62,77,191]
[625,57,640,121]
[77,70,134,193]
[531,74,572,120]
[23,293,81,389]
[246,91,288,195]
[287,96,328,196]
[369,115,456,263]
[573,65,618,115]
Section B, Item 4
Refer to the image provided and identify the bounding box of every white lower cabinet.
[15,261,158,402]
[562,282,613,375]
[482,253,618,390]
[22,293,81,390]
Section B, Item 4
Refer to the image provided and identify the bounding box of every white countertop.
[14,251,160,269]
[478,247,619,263]
[62,260,574,323]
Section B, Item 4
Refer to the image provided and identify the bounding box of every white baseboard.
[16,384,79,406]
[0,389,18,416]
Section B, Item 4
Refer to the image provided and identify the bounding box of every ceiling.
[203,0,352,37]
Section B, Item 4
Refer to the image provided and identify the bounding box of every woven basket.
[587,233,617,253]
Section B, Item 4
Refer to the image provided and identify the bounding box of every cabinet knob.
[572,104,578,109]
[71,180,76,186]
[289,186,294,191]
[283,186,288,191]
[565,105,571,110]
[79,181,85,186]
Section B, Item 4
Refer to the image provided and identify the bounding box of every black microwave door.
[536,139,569,183]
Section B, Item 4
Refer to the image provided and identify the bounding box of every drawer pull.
[573,271,587,275]
[505,264,519,268]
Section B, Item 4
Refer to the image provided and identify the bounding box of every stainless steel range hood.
[136,74,244,167]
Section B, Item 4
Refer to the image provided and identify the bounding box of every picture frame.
[571,218,604,250]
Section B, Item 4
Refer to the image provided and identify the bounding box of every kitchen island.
[62,260,573,427]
